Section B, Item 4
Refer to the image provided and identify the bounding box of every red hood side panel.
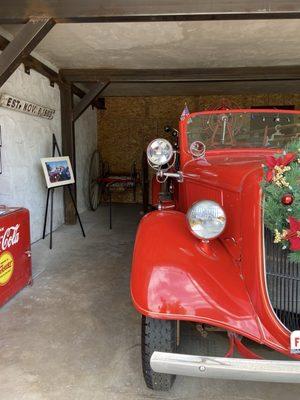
[131,211,261,342]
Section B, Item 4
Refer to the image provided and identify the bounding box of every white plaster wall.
[0,62,97,243]
[75,107,97,214]
[0,64,63,243]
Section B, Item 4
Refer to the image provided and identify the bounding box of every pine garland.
[262,139,300,263]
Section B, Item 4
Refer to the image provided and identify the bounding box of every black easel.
[42,134,85,249]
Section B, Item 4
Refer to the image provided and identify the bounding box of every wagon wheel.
[141,151,149,214]
[89,150,103,211]
[101,161,111,203]
[131,161,138,202]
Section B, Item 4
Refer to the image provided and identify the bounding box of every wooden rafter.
[95,80,300,96]
[0,33,93,101]
[0,18,55,87]
[2,1,300,23]
[72,82,110,122]
[0,35,8,51]
[60,67,300,84]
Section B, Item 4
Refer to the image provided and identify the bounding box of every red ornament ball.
[281,193,294,206]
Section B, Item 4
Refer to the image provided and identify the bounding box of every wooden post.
[60,82,77,224]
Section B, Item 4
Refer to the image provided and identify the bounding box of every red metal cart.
[0,207,32,306]
[88,150,150,225]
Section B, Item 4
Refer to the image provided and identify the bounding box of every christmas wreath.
[262,139,300,263]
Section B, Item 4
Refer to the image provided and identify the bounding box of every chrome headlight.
[187,200,226,240]
[147,138,173,167]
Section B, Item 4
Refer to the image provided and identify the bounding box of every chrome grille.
[265,227,300,331]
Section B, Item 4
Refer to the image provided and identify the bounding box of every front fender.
[131,211,262,342]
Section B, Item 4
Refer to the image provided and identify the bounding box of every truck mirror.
[164,125,178,137]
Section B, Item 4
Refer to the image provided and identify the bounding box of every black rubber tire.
[141,316,177,391]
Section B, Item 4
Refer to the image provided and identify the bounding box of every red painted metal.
[0,208,32,307]
[131,109,300,359]
[131,210,261,339]
[226,332,263,359]
[233,335,263,360]
[225,333,235,358]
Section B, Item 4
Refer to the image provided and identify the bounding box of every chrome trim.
[151,352,300,383]
[157,170,183,183]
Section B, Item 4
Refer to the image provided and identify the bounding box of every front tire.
[141,316,177,391]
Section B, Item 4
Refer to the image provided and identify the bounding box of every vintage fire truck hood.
[182,150,274,192]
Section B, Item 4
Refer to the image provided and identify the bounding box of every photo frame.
[41,156,75,188]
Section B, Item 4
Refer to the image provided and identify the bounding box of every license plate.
[290,331,300,354]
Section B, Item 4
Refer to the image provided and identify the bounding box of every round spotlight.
[147,138,173,167]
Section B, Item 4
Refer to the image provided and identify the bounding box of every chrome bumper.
[151,352,300,383]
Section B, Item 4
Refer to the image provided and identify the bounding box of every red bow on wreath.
[285,217,300,251]
[265,153,296,182]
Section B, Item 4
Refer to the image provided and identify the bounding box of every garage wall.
[98,94,300,203]
[0,63,97,243]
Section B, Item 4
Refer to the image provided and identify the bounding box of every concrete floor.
[0,204,299,400]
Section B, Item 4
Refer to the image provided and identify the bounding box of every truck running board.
[151,351,300,383]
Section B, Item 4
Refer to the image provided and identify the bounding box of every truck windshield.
[186,111,300,149]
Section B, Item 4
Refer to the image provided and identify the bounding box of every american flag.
[180,104,190,121]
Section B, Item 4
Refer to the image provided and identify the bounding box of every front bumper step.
[151,352,300,383]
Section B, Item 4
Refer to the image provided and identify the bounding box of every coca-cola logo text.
[0,224,20,251]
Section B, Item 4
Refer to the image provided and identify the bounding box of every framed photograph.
[41,156,75,188]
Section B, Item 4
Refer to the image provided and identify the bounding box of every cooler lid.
[0,206,22,217]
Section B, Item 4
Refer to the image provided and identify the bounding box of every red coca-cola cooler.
[0,207,32,306]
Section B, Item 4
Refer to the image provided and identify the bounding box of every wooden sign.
[0,93,55,120]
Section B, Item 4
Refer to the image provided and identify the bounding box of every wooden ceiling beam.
[72,81,109,122]
[0,35,9,51]
[0,33,60,84]
[2,1,300,23]
[71,84,86,99]
[0,18,55,87]
[23,56,59,84]
[60,67,300,84]
[0,33,90,100]
[101,80,300,96]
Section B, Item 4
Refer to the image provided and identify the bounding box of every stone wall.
[97,94,300,203]
[0,63,97,243]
